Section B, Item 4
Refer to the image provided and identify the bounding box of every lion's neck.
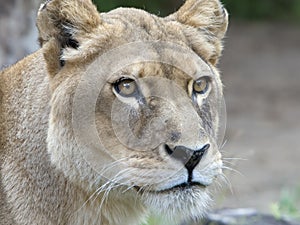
[68,188,147,225]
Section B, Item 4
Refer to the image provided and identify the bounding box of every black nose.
[165,144,210,172]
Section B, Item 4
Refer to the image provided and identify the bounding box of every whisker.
[83,167,134,213]
[74,161,129,213]
[219,173,234,194]
[223,157,248,161]
[222,160,239,167]
[75,189,100,214]
[219,139,228,149]
[93,167,136,219]
[98,157,130,176]
[222,166,245,177]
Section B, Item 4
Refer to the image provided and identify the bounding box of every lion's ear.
[37,0,102,76]
[168,0,228,65]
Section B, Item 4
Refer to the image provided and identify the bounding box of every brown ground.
[217,22,300,213]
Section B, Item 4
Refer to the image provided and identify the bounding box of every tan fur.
[0,0,228,224]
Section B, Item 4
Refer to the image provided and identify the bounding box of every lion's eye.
[114,78,137,97]
[193,77,210,94]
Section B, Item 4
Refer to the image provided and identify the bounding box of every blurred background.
[1,0,299,222]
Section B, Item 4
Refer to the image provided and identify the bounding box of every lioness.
[0,0,228,224]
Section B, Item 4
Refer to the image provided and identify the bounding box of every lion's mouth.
[135,181,207,194]
[157,182,207,193]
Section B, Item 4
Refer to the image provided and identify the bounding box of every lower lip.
[135,182,207,194]
[159,182,207,193]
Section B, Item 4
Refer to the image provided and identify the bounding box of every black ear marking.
[58,37,79,68]
[60,34,79,49]
[61,21,79,49]
[37,0,102,76]
[59,59,65,67]
[40,0,52,11]
[65,38,79,49]
[59,26,79,67]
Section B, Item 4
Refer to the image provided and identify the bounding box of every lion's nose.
[165,144,210,172]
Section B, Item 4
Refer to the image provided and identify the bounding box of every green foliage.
[93,0,300,21]
[222,0,300,21]
[93,0,181,16]
[270,186,300,221]
[141,214,172,225]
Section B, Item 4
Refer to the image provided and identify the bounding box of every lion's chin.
[141,186,211,223]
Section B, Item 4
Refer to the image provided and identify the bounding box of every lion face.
[94,61,223,221]
[39,0,228,222]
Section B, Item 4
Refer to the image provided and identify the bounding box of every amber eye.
[114,78,138,97]
[193,77,210,94]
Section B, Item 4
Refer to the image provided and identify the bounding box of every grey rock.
[202,209,299,225]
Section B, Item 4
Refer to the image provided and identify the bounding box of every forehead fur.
[64,8,219,64]
[37,0,228,78]
[114,62,200,88]
[37,0,228,81]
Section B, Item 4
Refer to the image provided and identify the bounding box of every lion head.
[37,0,228,223]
